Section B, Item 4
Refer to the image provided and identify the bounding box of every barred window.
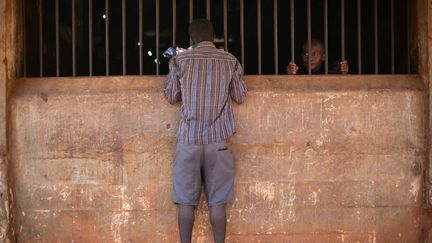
[22,0,415,77]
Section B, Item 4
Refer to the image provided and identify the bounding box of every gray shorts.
[172,141,235,206]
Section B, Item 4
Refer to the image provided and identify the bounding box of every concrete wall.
[0,0,14,241]
[0,0,5,152]
[428,0,432,200]
[0,0,430,242]
[9,75,425,242]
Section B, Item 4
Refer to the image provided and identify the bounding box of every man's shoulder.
[176,47,238,63]
[220,50,238,61]
[208,49,239,63]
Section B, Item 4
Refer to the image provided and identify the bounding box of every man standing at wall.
[163,19,247,243]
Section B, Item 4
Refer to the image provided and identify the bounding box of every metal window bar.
[357,0,361,74]
[206,0,210,20]
[156,0,160,75]
[257,0,261,75]
[39,0,43,77]
[23,0,27,77]
[374,0,378,74]
[407,0,410,74]
[55,0,60,76]
[290,0,294,63]
[122,0,126,75]
[72,0,76,76]
[307,0,311,75]
[274,0,278,74]
[240,0,244,67]
[105,0,109,76]
[324,0,328,74]
[173,0,176,46]
[189,0,193,45]
[139,0,143,75]
[341,0,345,63]
[390,0,394,74]
[224,0,228,51]
[89,0,93,76]
[189,0,193,23]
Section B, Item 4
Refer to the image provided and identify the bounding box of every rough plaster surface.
[0,0,6,150]
[0,157,8,241]
[9,76,425,242]
[0,0,10,242]
[427,0,432,213]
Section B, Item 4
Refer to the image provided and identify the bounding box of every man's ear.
[321,53,326,61]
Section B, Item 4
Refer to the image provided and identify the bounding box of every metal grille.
[23,0,414,77]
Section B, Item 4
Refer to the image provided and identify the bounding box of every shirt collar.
[194,41,216,49]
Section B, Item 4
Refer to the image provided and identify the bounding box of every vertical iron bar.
[172,0,177,46]
[189,0,193,23]
[173,0,176,46]
[139,0,143,75]
[206,0,210,20]
[105,0,109,76]
[156,0,160,75]
[56,0,60,76]
[390,0,394,74]
[89,0,93,76]
[307,0,311,75]
[374,0,378,74]
[72,0,76,76]
[274,0,278,74]
[122,0,126,75]
[39,0,43,77]
[23,0,27,77]
[240,0,244,68]
[341,0,345,61]
[224,0,228,51]
[407,0,410,74]
[257,0,261,74]
[189,0,193,45]
[290,0,295,63]
[324,0,328,73]
[357,0,361,74]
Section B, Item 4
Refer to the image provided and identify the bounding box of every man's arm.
[163,58,181,104]
[229,61,247,104]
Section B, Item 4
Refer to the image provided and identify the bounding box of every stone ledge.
[12,75,425,98]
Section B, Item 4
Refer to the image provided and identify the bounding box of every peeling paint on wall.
[410,177,421,202]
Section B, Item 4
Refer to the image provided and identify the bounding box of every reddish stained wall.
[9,75,425,242]
[0,0,14,241]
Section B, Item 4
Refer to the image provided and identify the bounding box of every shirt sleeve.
[229,61,247,104]
[163,58,181,104]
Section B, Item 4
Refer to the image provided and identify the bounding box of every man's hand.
[340,60,349,74]
[286,62,299,75]
[176,47,187,54]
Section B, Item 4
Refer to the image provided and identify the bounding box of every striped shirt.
[163,41,247,145]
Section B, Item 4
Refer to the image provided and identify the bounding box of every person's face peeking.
[302,44,325,70]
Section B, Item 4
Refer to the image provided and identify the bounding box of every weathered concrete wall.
[0,0,6,151]
[428,0,432,184]
[0,0,13,242]
[9,75,425,242]
[425,0,432,239]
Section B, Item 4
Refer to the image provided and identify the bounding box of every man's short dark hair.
[188,19,214,43]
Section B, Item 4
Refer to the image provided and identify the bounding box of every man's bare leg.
[209,204,226,243]
[178,205,195,243]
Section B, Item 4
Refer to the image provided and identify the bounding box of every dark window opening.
[22,0,416,77]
